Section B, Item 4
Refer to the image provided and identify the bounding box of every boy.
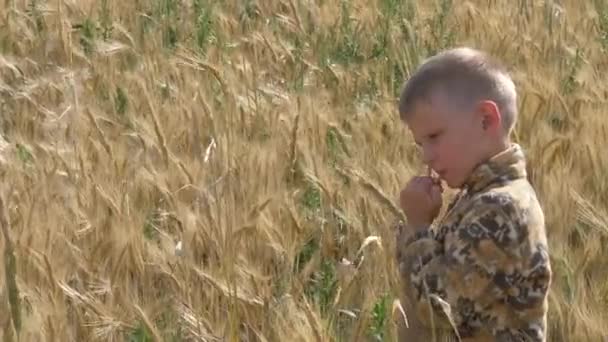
[394,47,552,341]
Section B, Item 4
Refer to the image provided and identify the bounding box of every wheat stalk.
[0,194,20,336]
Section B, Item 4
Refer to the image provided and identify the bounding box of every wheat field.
[0,0,607,341]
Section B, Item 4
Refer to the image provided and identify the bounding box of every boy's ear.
[476,100,501,132]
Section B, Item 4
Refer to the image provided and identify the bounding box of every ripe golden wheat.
[0,0,607,341]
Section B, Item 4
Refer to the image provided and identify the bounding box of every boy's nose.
[422,150,434,166]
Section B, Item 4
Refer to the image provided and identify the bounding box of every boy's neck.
[481,137,511,162]
[462,138,511,185]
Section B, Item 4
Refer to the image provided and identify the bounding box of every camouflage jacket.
[396,144,552,341]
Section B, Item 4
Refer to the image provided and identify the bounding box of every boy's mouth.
[427,167,443,184]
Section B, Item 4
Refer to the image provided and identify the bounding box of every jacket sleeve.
[396,192,552,339]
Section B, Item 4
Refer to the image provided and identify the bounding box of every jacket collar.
[462,143,527,194]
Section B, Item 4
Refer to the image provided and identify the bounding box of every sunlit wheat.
[0,0,607,341]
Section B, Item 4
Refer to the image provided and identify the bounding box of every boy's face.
[404,93,488,189]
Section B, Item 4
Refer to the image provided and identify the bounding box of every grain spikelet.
[289,112,300,180]
[345,168,406,222]
[112,23,135,47]
[274,14,300,39]
[571,190,608,236]
[0,55,23,78]
[392,298,409,328]
[287,203,304,233]
[173,51,228,95]
[540,136,566,168]
[337,309,357,319]
[140,83,169,167]
[176,158,195,184]
[96,40,130,56]
[357,235,383,256]
[95,185,121,215]
[85,108,113,159]
[58,281,97,312]
[301,169,331,199]
[427,293,462,342]
[89,316,126,341]
[287,0,305,34]
[256,32,280,62]
[176,302,221,341]
[203,138,216,163]
[133,304,163,342]
[248,197,272,220]
[194,268,264,307]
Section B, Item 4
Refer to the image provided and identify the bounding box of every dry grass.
[0,0,607,341]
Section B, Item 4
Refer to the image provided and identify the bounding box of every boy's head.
[398,47,518,189]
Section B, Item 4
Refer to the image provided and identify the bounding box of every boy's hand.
[400,176,443,229]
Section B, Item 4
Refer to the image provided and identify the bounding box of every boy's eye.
[428,132,441,140]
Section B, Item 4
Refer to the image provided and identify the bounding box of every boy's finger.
[431,184,443,196]
[409,177,428,191]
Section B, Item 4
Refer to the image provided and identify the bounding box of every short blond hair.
[398,47,517,134]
